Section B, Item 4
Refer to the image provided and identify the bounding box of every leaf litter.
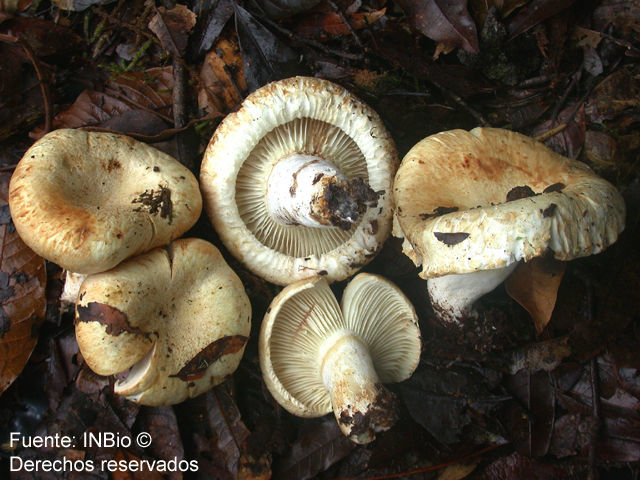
[0,1,639,479]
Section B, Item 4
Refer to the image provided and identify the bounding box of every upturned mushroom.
[9,129,202,277]
[259,273,421,443]
[75,238,251,405]
[200,76,397,285]
[393,127,626,324]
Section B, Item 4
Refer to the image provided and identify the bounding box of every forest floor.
[0,0,639,479]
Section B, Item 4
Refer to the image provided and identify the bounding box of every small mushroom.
[9,129,202,276]
[393,127,626,324]
[259,273,421,443]
[200,76,397,285]
[75,238,251,406]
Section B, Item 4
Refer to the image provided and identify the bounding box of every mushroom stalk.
[427,263,519,323]
[267,154,378,230]
[321,334,398,444]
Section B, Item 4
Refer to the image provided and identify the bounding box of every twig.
[80,112,223,143]
[428,78,490,126]
[518,74,554,88]
[0,33,52,134]
[326,0,363,49]
[550,71,579,123]
[534,123,567,143]
[585,280,602,480]
[259,15,364,61]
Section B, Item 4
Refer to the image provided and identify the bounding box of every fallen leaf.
[295,8,386,38]
[395,0,479,53]
[593,0,640,40]
[31,67,174,137]
[585,68,640,124]
[571,25,603,49]
[506,256,566,333]
[504,370,556,456]
[397,363,506,444]
[136,406,184,480]
[274,416,355,480]
[198,35,247,114]
[506,0,577,40]
[188,0,234,60]
[148,4,197,57]
[170,335,248,381]
[0,173,46,396]
[234,3,309,93]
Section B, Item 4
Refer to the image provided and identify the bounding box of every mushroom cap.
[259,273,421,417]
[200,76,397,285]
[75,238,251,406]
[9,129,202,275]
[393,127,626,278]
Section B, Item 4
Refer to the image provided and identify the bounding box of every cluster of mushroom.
[199,76,423,443]
[198,77,626,443]
[9,129,251,405]
[8,75,626,443]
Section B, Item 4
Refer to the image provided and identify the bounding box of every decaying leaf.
[234,2,308,93]
[32,67,173,137]
[198,34,247,114]
[294,8,386,39]
[148,4,197,57]
[395,0,479,53]
[274,416,354,480]
[188,0,234,60]
[0,172,46,395]
[506,256,566,334]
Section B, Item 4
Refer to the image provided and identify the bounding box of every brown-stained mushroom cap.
[393,127,626,323]
[259,273,421,443]
[9,129,202,275]
[200,76,397,286]
[75,238,251,406]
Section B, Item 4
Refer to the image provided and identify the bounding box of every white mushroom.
[200,76,397,285]
[75,238,251,405]
[259,273,421,443]
[393,127,626,324]
[9,129,202,279]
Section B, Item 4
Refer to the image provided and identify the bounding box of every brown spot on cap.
[543,182,565,193]
[76,302,150,338]
[434,232,470,246]
[170,335,248,381]
[506,185,536,202]
[419,206,459,220]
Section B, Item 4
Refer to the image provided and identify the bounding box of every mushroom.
[259,273,421,443]
[393,127,626,324]
[9,129,202,277]
[200,76,397,285]
[75,238,251,406]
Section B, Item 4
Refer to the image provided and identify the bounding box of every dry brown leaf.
[198,35,246,114]
[506,256,566,334]
[323,8,386,35]
[148,4,197,57]
[0,172,46,395]
[31,67,173,137]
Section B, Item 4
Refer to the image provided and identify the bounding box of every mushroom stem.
[427,263,519,323]
[321,334,398,444]
[267,154,378,230]
[60,271,88,305]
